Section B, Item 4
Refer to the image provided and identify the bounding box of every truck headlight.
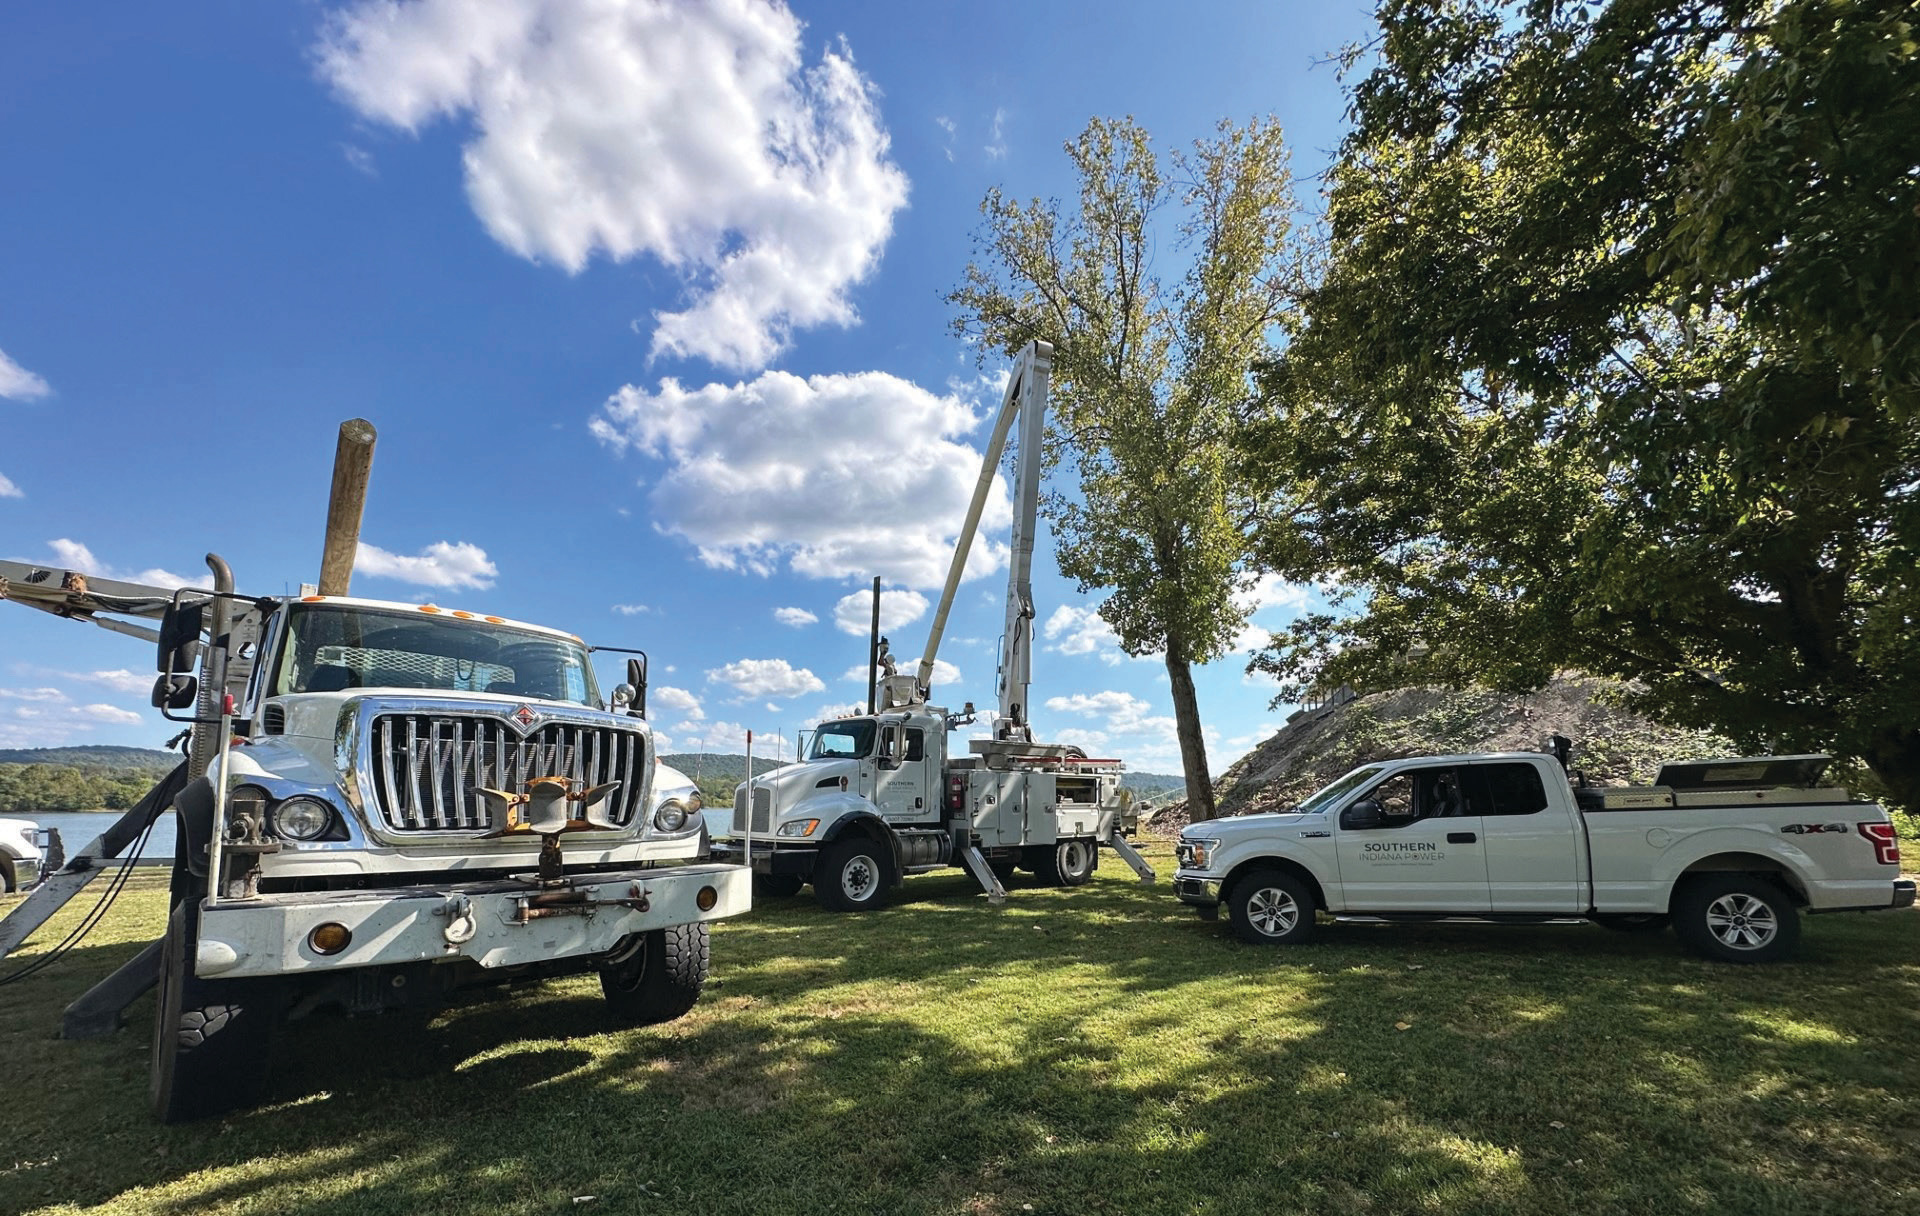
[274,796,336,842]
[653,799,691,833]
[776,818,820,838]
[1182,838,1220,870]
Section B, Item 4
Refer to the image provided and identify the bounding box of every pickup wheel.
[1227,869,1316,946]
[1036,839,1097,887]
[754,874,805,898]
[150,901,282,1124]
[600,924,710,1024]
[0,855,16,893]
[815,836,890,912]
[1672,874,1801,964]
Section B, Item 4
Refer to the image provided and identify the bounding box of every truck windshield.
[810,719,875,759]
[271,604,598,707]
[1298,764,1386,815]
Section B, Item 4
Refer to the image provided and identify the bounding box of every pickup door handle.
[1446,832,1478,844]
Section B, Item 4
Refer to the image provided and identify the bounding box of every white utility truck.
[1173,747,1913,962]
[0,556,750,1120]
[712,341,1156,909]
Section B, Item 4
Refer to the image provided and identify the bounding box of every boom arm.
[916,340,1051,733]
[0,558,203,642]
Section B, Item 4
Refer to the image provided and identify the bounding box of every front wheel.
[814,836,890,912]
[600,924,710,1024]
[150,902,281,1123]
[1227,869,1316,946]
[1672,874,1801,963]
[0,854,16,893]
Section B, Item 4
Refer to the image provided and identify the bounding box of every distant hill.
[659,753,794,782]
[1122,771,1186,802]
[0,745,177,771]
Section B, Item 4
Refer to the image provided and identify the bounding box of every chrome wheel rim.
[841,854,879,902]
[1061,840,1092,876]
[1706,892,1778,950]
[1246,886,1300,937]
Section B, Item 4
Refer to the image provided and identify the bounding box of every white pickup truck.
[1174,751,1914,962]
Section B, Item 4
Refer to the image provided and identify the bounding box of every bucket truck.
[712,341,1157,909]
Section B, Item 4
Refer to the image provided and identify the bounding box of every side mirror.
[152,673,198,711]
[156,600,203,676]
[1343,798,1385,829]
[625,656,647,718]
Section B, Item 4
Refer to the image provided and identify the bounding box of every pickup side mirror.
[1342,798,1385,829]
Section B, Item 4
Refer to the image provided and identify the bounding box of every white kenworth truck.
[1173,747,1913,963]
[0,556,749,1121]
[712,341,1156,909]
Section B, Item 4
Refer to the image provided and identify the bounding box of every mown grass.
[3,845,1917,1215]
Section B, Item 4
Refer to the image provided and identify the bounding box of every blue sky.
[0,0,1373,774]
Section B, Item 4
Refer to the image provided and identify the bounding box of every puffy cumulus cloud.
[1230,572,1311,654]
[1041,604,1128,665]
[672,720,797,761]
[317,0,908,371]
[593,369,1010,588]
[0,472,22,499]
[773,606,817,628]
[355,540,497,590]
[40,539,188,589]
[833,586,926,636]
[0,683,149,747]
[706,657,824,700]
[1042,688,1183,767]
[0,346,51,401]
[654,685,704,720]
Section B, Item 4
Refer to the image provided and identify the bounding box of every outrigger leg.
[958,846,1008,906]
[1106,831,1156,884]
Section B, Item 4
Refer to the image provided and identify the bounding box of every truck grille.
[369,714,647,833]
[732,786,771,834]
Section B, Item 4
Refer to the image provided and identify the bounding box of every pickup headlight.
[776,818,821,838]
[653,799,693,833]
[274,796,336,842]
[1180,838,1221,871]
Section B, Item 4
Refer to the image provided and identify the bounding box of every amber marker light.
[452,610,473,619]
[696,887,719,912]
[418,604,440,614]
[301,595,325,602]
[309,923,352,955]
[484,616,504,623]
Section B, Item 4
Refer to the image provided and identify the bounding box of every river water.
[6,810,178,865]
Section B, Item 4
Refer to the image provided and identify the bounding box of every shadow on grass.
[3,863,1917,1215]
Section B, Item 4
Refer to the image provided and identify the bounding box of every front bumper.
[708,839,818,878]
[193,862,750,981]
[1174,873,1222,908]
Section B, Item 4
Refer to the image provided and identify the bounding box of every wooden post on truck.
[318,418,377,596]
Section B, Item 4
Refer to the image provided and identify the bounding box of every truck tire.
[1227,869,1316,946]
[0,854,16,893]
[150,902,281,1124]
[600,924,710,1024]
[1035,838,1096,887]
[815,836,891,912]
[754,874,805,898]
[1671,874,1801,964]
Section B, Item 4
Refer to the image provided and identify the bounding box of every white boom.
[915,340,1051,734]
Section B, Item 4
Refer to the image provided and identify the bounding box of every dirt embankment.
[1149,676,1729,834]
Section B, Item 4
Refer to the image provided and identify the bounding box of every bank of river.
[8,810,177,864]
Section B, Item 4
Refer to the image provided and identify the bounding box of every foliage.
[0,762,171,812]
[5,857,1919,1214]
[950,116,1304,819]
[1247,0,1920,809]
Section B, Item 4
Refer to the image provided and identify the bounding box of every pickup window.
[1470,763,1550,816]
[1349,766,1472,828]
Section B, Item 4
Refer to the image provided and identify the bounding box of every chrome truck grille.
[369,714,647,833]
[732,786,772,834]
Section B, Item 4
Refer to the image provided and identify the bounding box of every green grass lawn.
[3,845,1917,1215]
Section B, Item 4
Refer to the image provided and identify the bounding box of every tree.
[1246,0,1920,808]
[950,117,1302,820]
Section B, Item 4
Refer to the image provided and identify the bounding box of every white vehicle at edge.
[0,818,41,893]
[1174,749,1914,963]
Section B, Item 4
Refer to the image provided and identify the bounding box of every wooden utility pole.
[318,418,377,596]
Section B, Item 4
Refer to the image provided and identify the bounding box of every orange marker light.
[418,604,440,614]
[301,595,325,602]
[452,610,473,619]
[485,616,504,624]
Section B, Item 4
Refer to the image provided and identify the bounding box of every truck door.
[1333,764,1491,912]
[1469,760,1582,913]
[873,724,932,824]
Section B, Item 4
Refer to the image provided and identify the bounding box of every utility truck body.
[711,341,1156,908]
[1174,749,1912,962]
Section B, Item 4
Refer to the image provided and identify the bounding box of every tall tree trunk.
[1864,726,1920,817]
[1165,638,1216,821]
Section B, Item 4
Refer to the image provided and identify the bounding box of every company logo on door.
[1361,841,1444,864]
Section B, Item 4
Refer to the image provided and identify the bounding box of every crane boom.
[915,340,1051,731]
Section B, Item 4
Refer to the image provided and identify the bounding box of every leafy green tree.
[1247,0,1920,808]
[950,117,1302,820]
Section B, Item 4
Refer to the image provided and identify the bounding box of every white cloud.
[655,685,704,720]
[0,682,151,747]
[833,586,927,636]
[1230,572,1311,654]
[58,669,151,695]
[984,107,1008,160]
[774,606,818,628]
[706,657,824,700]
[935,114,955,162]
[41,539,189,589]
[673,720,797,761]
[76,703,143,724]
[0,346,51,401]
[355,540,497,590]
[1042,604,1128,665]
[592,369,1010,589]
[0,472,22,499]
[1043,688,1182,768]
[318,0,909,372]
[0,687,69,703]
[340,142,377,176]
[802,701,867,728]
[612,603,654,616]
[840,657,960,688]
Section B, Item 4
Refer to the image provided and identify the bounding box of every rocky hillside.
[1149,676,1730,833]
